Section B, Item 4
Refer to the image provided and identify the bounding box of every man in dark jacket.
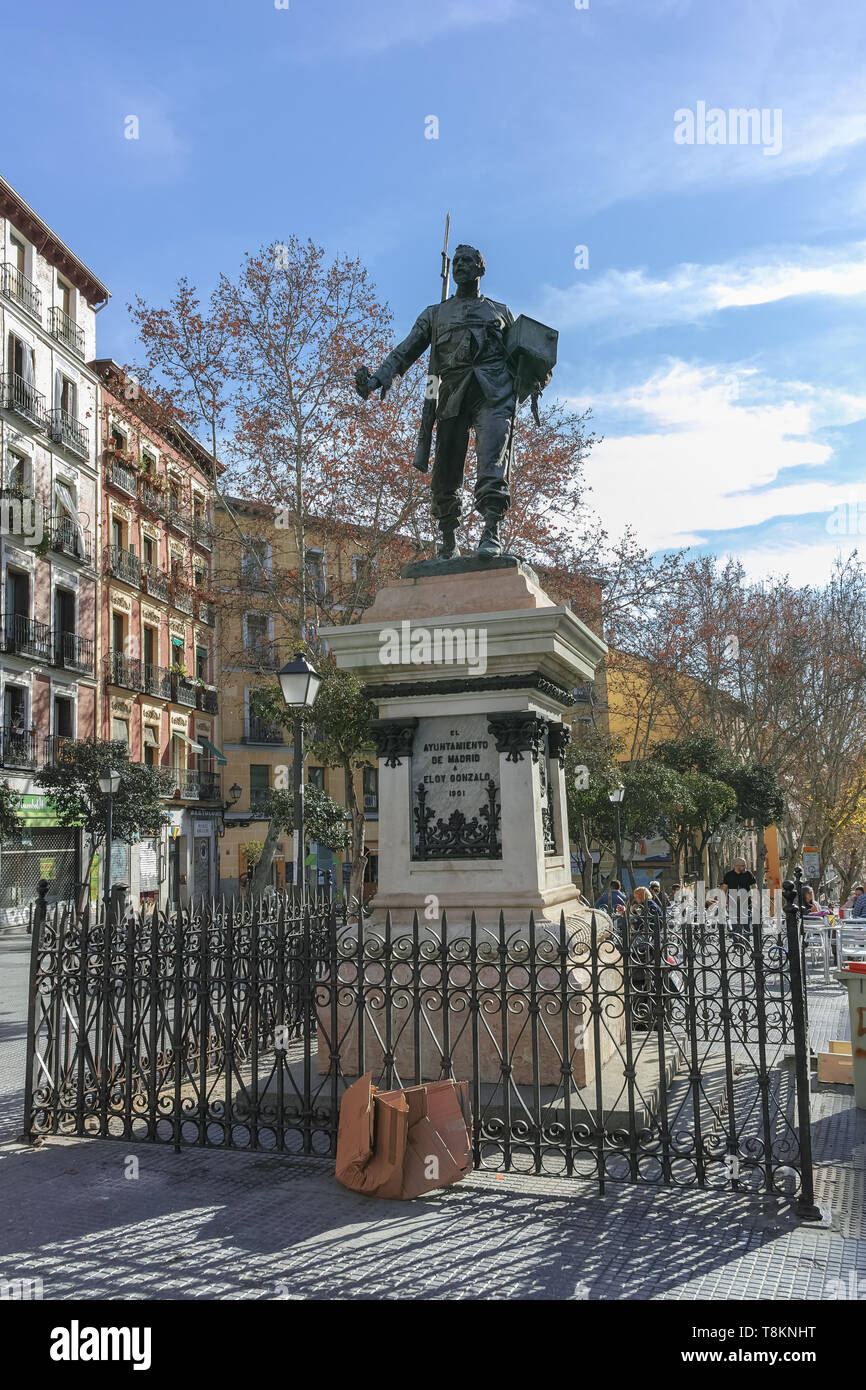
[596,879,627,915]
[851,885,866,918]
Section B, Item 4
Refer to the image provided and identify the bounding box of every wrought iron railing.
[167,499,191,533]
[53,630,94,675]
[1,262,42,319]
[172,673,197,706]
[196,686,218,713]
[141,563,169,601]
[42,734,73,767]
[0,372,49,430]
[104,545,140,586]
[106,457,138,496]
[0,724,38,769]
[142,663,172,699]
[1,613,51,661]
[140,483,167,516]
[48,305,85,358]
[247,715,285,743]
[47,513,92,564]
[18,886,818,1220]
[105,651,142,690]
[171,581,193,616]
[192,512,214,550]
[48,408,88,459]
[196,595,216,626]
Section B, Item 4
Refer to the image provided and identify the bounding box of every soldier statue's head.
[452,244,486,284]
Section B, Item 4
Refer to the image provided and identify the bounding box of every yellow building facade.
[213,497,380,898]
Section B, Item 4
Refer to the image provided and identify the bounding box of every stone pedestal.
[321,555,607,931]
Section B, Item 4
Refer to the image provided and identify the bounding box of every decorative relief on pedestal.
[413,778,501,860]
[538,729,557,855]
[486,710,548,763]
[371,717,419,767]
[366,672,574,707]
[547,721,572,765]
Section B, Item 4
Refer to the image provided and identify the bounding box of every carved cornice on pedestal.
[371,717,419,767]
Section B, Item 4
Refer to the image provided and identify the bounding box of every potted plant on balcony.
[169,661,188,679]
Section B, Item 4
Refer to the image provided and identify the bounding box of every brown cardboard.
[335,1074,473,1200]
[335,1073,408,1193]
[818,1040,853,1085]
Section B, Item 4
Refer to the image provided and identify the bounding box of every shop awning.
[198,736,227,766]
[174,731,204,753]
[142,725,160,749]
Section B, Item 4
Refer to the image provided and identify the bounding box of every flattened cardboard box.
[336,1074,473,1199]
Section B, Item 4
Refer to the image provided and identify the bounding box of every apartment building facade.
[0,176,107,923]
[214,497,381,898]
[92,361,222,909]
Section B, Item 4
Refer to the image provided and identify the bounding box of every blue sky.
[4,0,865,581]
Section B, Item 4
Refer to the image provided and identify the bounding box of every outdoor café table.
[803,916,837,985]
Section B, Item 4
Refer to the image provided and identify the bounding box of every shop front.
[0,792,80,929]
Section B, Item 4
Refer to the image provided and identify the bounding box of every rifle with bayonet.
[411,213,451,473]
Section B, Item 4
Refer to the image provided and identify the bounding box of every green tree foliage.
[0,781,22,840]
[36,740,169,884]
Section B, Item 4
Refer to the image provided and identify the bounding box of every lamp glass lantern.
[98,768,122,796]
[278,655,321,710]
[609,784,625,805]
[229,783,242,805]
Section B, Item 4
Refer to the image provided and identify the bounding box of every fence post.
[20,901,48,1143]
[782,877,823,1221]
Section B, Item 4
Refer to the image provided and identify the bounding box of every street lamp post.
[609,783,625,889]
[277,655,322,900]
[97,768,121,925]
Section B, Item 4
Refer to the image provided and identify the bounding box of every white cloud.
[539,243,866,337]
[317,0,524,57]
[570,361,866,566]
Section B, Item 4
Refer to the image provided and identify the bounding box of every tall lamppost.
[98,767,121,924]
[609,782,625,889]
[277,655,322,899]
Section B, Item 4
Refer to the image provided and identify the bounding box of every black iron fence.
[22,882,818,1212]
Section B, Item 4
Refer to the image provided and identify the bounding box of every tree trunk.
[250,819,281,897]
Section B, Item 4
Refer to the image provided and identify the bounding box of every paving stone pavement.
[1,929,863,1301]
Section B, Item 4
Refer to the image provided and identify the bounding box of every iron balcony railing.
[140,483,166,516]
[192,512,214,550]
[171,582,193,616]
[172,673,197,707]
[364,792,379,813]
[0,372,49,431]
[54,631,94,675]
[1,613,52,661]
[167,499,191,533]
[106,457,138,496]
[106,651,142,691]
[196,595,216,626]
[42,734,74,767]
[141,563,169,601]
[104,545,140,587]
[48,408,88,459]
[196,686,218,713]
[47,513,92,565]
[48,305,85,359]
[163,767,222,801]
[1,263,42,320]
[246,716,285,744]
[239,562,271,589]
[0,724,37,769]
[142,663,172,699]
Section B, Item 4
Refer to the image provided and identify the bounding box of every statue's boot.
[477,514,503,558]
[436,527,461,560]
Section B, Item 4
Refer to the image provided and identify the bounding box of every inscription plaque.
[411,714,501,860]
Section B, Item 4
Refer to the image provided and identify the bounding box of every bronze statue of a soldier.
[355,243,555,561]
